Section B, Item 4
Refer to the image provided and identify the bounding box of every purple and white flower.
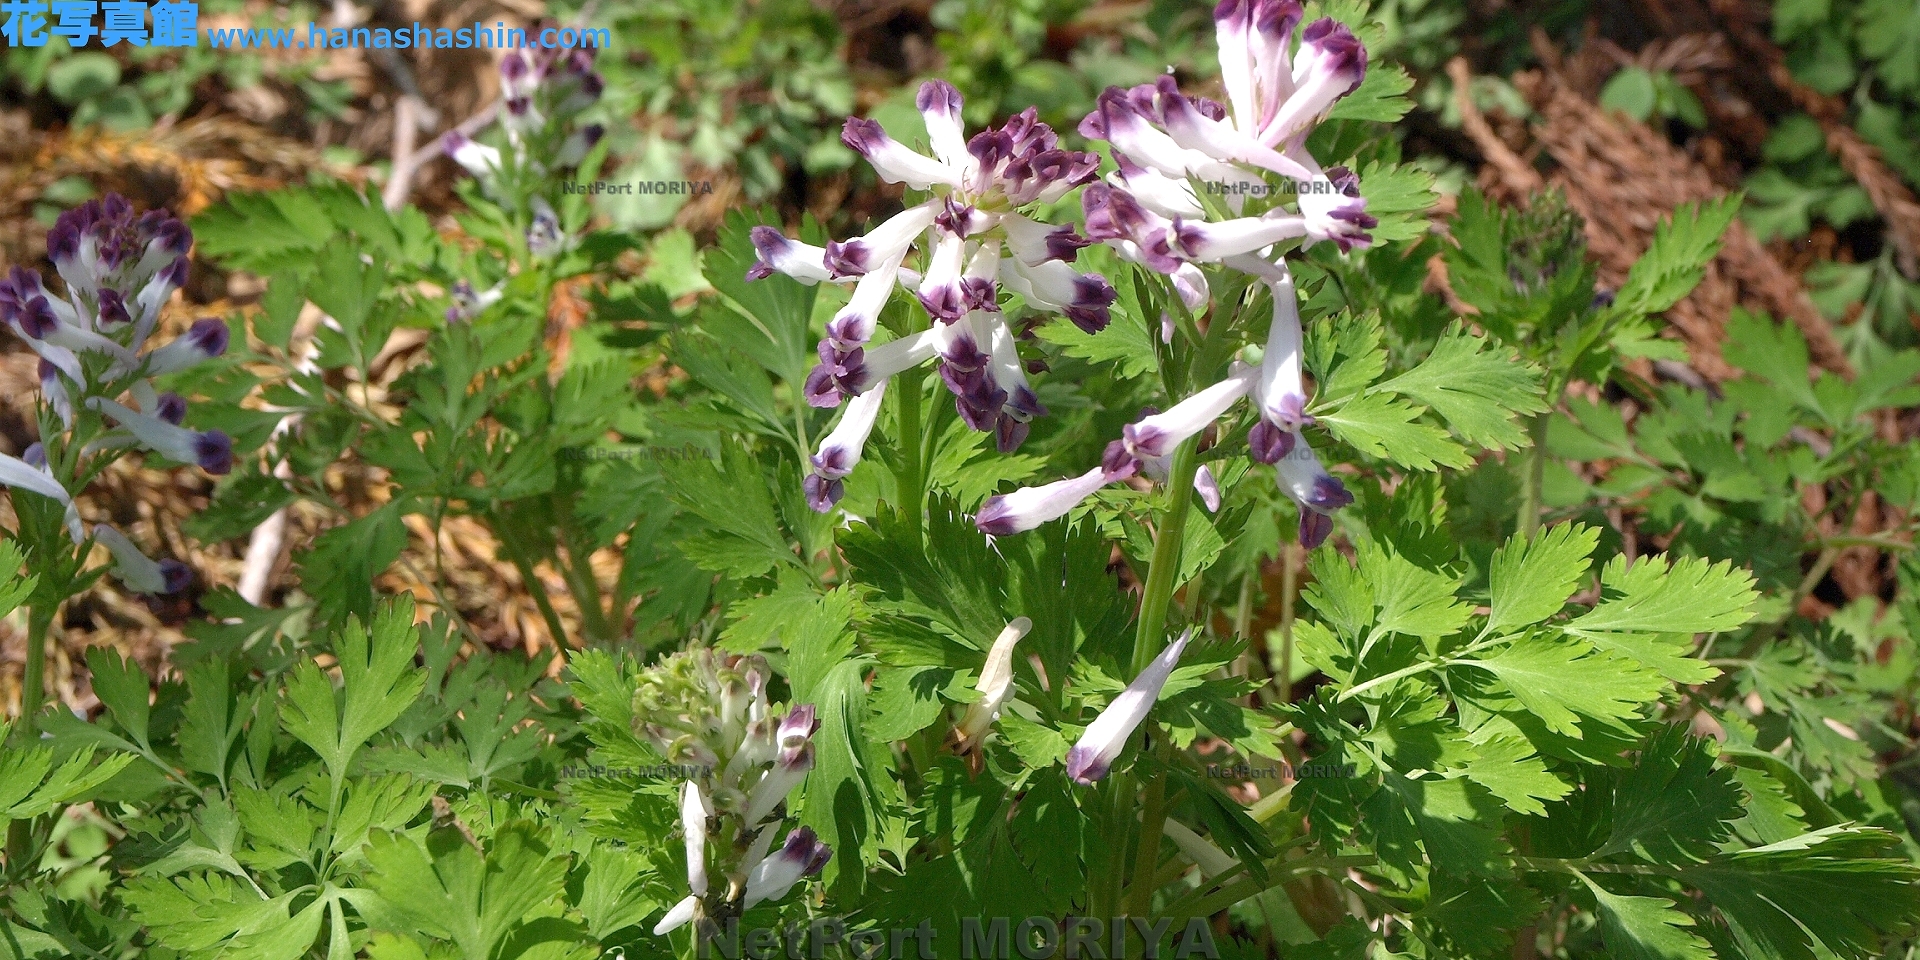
[742,827,833,910]
[804,381,889,512]
[92,524,192,596]
[86,397,234,475]
[1079,0,1375,282]
[1066,628,1195,784]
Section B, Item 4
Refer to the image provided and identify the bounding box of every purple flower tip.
[995,415,1031,454]
[916,78,962,116]
[1248,421,1295,464]
[804,474,844,513]
[195,430,234,475]
[974,496,1021,536]
[1065,744,1110,784]
[1299,510,1334,550]
[98,289,131,327]
[187,318,230,357]
[155,393,188,425]
[841,117,887,156]
[159,560,194,594]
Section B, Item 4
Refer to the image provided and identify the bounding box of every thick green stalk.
[1277,541,1299,704]
[559,528,616,645]
[895,373,925,546]
[1096,437,1203,924]
[1516,412,1550,539]
[1126,740,1172,919]
[1130,439,1201,674]
[16,605,53,736]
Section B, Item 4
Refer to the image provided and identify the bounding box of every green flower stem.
[1130,438,1201,674]
[559,528,616,645]
[895,371,925,546]
[16,604,53,739]
[1126,739,1172,919]
[1099,437,1204,921]
[503,543,571,650]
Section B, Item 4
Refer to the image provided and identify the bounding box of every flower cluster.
[634,648,829,936]
[441,39,606,274]
[977,0,1367,549]
[0,195,232,594]
[746,80,1120,512]
[443,43,606,192]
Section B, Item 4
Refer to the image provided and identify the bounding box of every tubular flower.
[751,80,1119,509]
[1066,628,1196,784]
[0,445,83,544]
[637,648,828,937]
[954,617,1034,751]
[92,524,193,596]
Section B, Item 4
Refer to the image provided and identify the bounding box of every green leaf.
[1565,554,1758,639]
[1721,309,1817,409]
[0,730,135,826]
[1327,64,1416,124]
[85,647,152,750]
[1370,775,1512,876]
[1600,67,1659,120]
[1615,197,1741,316]
[361,823,569,960]
[280,600,427,788]
[1577,876,1714,960]
[297,502,409,624]
[1598,727,1743,864]
[800,658,898,899]
[1486,523,1599,636]
[1358,543,1472,640]
[1465,636,1668,738]
[1681,826,1920,960]
[1375,329,1548,450]
[1461,735,1571,817]
[1318,392,1469,471]
[0,540,35,619]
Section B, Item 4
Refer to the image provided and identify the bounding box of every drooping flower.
[86,397,233,475]
[750,80,1119,510]
[0,446,83,543]
[1066,628,1195,784]
[741,827,833,910]
[92,525,193,596]
[954,617,1034,750]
